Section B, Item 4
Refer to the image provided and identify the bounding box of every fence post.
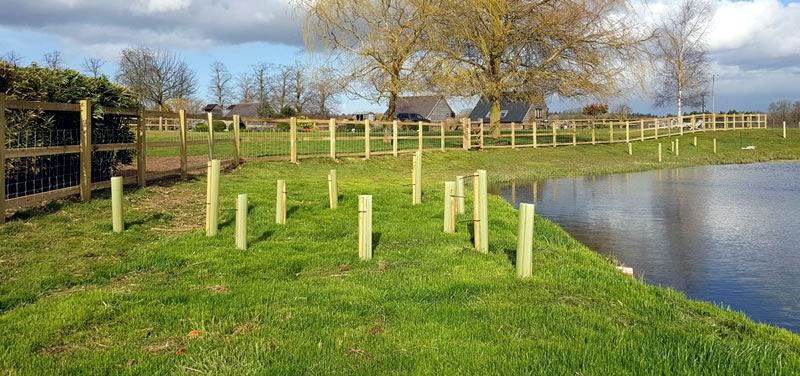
[207,112,215,160]
[456,175,465,214]
[654,120,659,139]
[639,119,645,141]
[418,121,423,151]
[680,116,685,136]
[236,194,248,250]
[572,122,577,146]
[179,110,188,179]
[511,122,516,149]
[440,121,445,151]
[625,121,630,143]
[358,195,373,261]
[290,117,298,163]
[364,119,371,159]
[552,122,557,147]
[724,114,728,130]
[591,122,596,145]
[609,121,615,142]
[479,118,484,149]
[412,151,422,205]
[329,118,336,160]
[473,169,489,253]
[111,176,123,233]
[533,121,538,148]
[0,94,5,224]
[137,111,146,187]
[328,169,338,209]
[516,203,534,279]
[79,99,92,202]
[444,181,456,233]
[392,120,399,157]
[232,114,241,167]
[276,179,287,225]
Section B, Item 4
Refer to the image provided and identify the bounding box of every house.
[225,103,262,118]
[202,103,225,116]
[468,96,548,123]
[391,95,455,122]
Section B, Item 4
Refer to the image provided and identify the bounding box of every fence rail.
[1,94,770,222]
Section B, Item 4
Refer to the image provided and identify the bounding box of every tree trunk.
[489,98,502,138]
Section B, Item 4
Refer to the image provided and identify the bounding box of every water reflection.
[493,162,800,332]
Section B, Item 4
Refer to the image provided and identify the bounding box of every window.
[535,108,544,118]
[485,110,509,119]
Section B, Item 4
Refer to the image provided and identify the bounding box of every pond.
[493,162,800,333]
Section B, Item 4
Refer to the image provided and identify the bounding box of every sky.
[0,0,798,115]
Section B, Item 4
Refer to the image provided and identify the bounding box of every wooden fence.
[0,94,769,222]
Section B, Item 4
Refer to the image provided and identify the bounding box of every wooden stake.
[392,120,399,157]
[179,110,188,179]
[290,117,298,163]
[640,119,645,141]
[358,195,373,261]
[276,179,287,225]
[625,120,630,143]
[676,139,680,156]
[364,119,371,159]
[572,122,577,146]
[79,99,92,202]
[205,161,211,233]
[236,194,248,250]
[412,151,422,205]
[444,181,456,233]
[516,203,535,279]
[713,138,717,154]
[440,121,445,151]
[552,123,557,147]
[207,159,221,236]
[533,121,538,148]
[233,114,241,167]
[591,122,596,145]
[658,143,662,162]
[455,175,465,214]
[693,136,697,147]
[329,118,336,160]
[628,142,632,156]
[418,121,423,151]
[610,121,614,142]
[511,122,516,149]
[783,121,787,139]
[111,176,123,233]
[328,170,338,209]
[473,170,488,253]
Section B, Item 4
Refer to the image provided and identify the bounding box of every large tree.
[652,0,712,116]
[208,61,233,108]
[116,46,197,110]
[429,0,646,133]
[296,0,437,117]
[308,66,345,117]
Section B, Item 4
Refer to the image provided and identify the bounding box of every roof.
[202,103,222,112]
[468,96,547,123]
[391,96,450,118]
[225,103,262,118]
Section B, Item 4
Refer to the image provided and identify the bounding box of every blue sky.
[1,0,799,115]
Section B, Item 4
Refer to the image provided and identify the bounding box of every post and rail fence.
[0,95,773,222]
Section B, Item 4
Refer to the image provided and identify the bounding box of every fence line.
[0,95,771,221]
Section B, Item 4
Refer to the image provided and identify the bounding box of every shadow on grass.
[372,232,382,252]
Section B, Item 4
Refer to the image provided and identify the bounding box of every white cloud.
[132,0,192,14]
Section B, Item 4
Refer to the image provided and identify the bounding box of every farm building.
[390,95,455,122]
[469,95,548,123]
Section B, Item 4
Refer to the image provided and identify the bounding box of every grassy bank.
[2,129,799,374]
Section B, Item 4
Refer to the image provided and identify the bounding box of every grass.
[1,129,799,374]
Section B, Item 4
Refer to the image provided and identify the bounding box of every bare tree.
[296,0,437,117]
[428,0,647,134]
[308,66,345,117]
[251,62,273,104]
[42,50,63,69]
[235,72,256,103]
[271,64,294,111]
[652,0,712,116]
[208,61,233,108]
[82,58,105,78]
[291,62,313,115]
[117,46,197,110]
[1,51,23,67]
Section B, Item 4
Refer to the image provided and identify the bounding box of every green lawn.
[2,129,799,374]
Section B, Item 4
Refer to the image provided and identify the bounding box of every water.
[494,162,800,332]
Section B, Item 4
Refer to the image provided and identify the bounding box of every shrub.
[194,120,227,132]
[0,62,137,197]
